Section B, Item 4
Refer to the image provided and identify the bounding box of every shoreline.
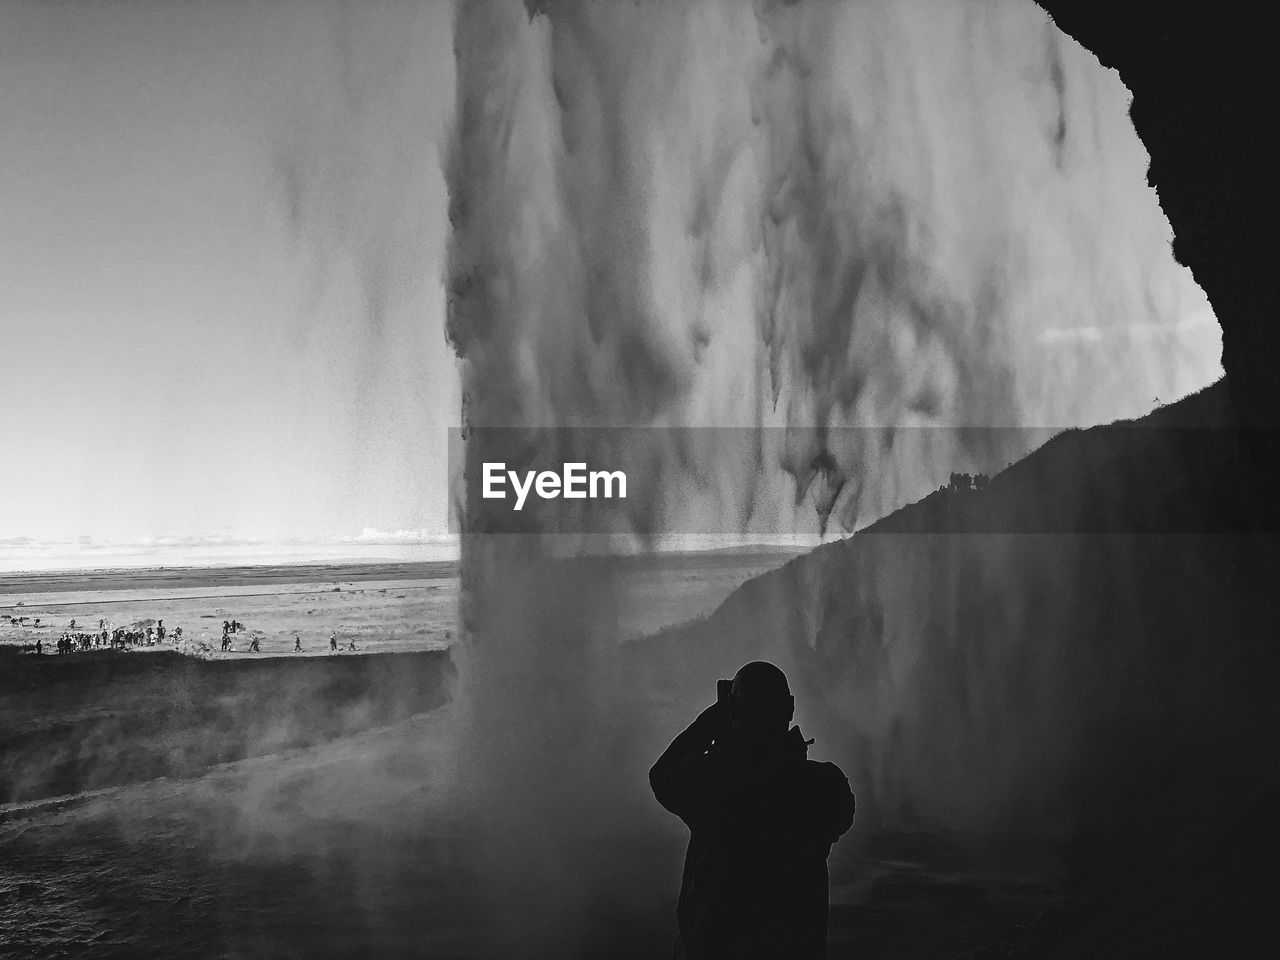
[0,560,455,596]
[1,565,458,660]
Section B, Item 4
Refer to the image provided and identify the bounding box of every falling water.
[444,0,1221,952]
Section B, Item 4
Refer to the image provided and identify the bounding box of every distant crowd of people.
[50,618,178,655]
[11,613,365,657]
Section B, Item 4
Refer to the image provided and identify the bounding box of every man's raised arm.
[649,702,724,818]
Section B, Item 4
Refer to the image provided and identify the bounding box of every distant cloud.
[1040,309,1220,346]
[344,528,455,545]
[132,535,262,548]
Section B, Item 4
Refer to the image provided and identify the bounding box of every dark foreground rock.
[0,648,454,806]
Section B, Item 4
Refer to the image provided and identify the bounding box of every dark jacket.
[650,704,856,960]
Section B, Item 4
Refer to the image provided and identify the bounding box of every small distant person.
[99,618,105,630]
[347,638,357,652]
[69,618,75,629]
[650,661,856,960]
[329,632,338,653]
[249,636,259,653]
[35,637,42,656]
[294,634,302,653]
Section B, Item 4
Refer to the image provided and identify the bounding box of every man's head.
[730,661,795,736]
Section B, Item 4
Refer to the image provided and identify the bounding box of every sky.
[0,0,1225,570]
[0,0,458,564]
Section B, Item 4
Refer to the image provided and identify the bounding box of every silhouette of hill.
[868,380,1254,535]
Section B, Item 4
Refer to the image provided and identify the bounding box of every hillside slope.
[630,378,1280,957]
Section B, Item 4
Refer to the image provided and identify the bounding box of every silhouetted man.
[650,661,855,960]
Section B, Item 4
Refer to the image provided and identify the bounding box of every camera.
[717,678,733,705]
